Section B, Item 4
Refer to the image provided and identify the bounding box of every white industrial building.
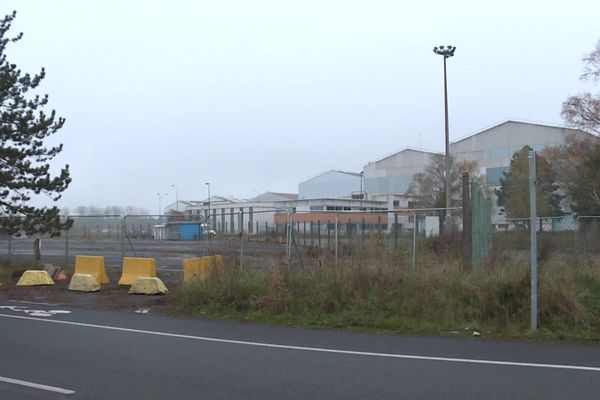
[450,120,589,187]
[360,120,590,196]
[363,148,440,196]
[183,192,298,234]
[298,170,362,199]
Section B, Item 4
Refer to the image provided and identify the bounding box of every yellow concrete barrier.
[74,255,110,284]
[68,274,101,292]
[118,257,157,285]
[16,270,55,286]
[183,255,223,282]
[129,277,168,295]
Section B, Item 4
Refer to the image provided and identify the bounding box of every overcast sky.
[2,0,599,214]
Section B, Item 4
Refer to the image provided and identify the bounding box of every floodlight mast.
[433,45,456,232]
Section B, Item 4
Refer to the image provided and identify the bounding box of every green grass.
[168,249,600,342]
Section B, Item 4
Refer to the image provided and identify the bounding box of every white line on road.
[0,375,75,395]
[8,300,58,306]
[1,312,599,373]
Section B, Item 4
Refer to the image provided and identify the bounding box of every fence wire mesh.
[1,210,600,272]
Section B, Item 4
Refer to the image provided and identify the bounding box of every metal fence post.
[64,221,70,266]
[7,233,12,262]
[120,216,125,260]
[394,213,399,249]
[239,211,244,270]
[317,220,321,249]
[335,213,339,267]
[462,172,472,271]
[412,212,417,272]
[529,150,538,332]
[285,208,293,267]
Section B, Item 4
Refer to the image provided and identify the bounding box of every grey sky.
[3,0,599,213]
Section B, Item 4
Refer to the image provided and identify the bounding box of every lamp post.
[171,184,179,212]
[157,192,168,216]
[360,171,364,210]
[205,182,211,226]
[433,45,456,229]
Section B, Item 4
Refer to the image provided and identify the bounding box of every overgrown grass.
[0,261,27,282]
[169,246,600,342]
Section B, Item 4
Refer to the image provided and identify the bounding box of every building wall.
[450,121,586,186]
[363,149,438,195]
[299,170,361,199]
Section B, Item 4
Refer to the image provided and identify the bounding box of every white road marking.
[8,300,58,306]
[0,312,599,373]
[0,375,75,395]
[0,305,71,318]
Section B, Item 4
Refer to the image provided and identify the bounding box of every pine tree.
[0,11,71,236]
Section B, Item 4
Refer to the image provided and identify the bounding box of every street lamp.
[157,192,168,216]
[433,45,456,226]
[360,171,364,210]
[205,182,211,226]
[171,184,179,212]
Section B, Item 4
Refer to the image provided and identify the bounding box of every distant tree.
[408,154,480,208]
[562,40,600,134]
[542,134,600,217]
[496,146,562,218]
[0,12,71,236]
[74,206,87,215]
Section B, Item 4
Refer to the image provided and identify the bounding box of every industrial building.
[299,170,362,199]
[450,120,588,186]
[156,119,589,239]
[363,148,440,196]
[183,192,299,235]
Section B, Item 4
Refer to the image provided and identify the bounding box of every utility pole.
[205,182,211,226]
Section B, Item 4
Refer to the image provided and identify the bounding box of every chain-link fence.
[1,207,600,272]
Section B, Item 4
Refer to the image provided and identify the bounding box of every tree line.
[62,205,150,216]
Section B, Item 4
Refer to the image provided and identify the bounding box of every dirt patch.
[0,267,182,313]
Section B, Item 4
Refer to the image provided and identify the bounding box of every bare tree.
[562,40,600,134]
[408,154,480,208]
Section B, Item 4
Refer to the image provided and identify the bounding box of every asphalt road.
[1,301,600,399]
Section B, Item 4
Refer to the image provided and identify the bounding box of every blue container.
[180,223,202,240]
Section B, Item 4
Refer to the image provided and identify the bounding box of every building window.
[393,200,399,207]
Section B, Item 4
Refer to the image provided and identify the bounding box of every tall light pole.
[360,171,364,210]
[171,184,179,212]
[157,192,168,216]
[205,182,211,225]
[433,45,456,229]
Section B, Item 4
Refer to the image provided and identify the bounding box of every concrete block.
[16,270,55,286]
[74,255,109,284]
[183,255,223,283]
[119,257,157,285]
[68,274,101,292]
[128,277,168,295]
